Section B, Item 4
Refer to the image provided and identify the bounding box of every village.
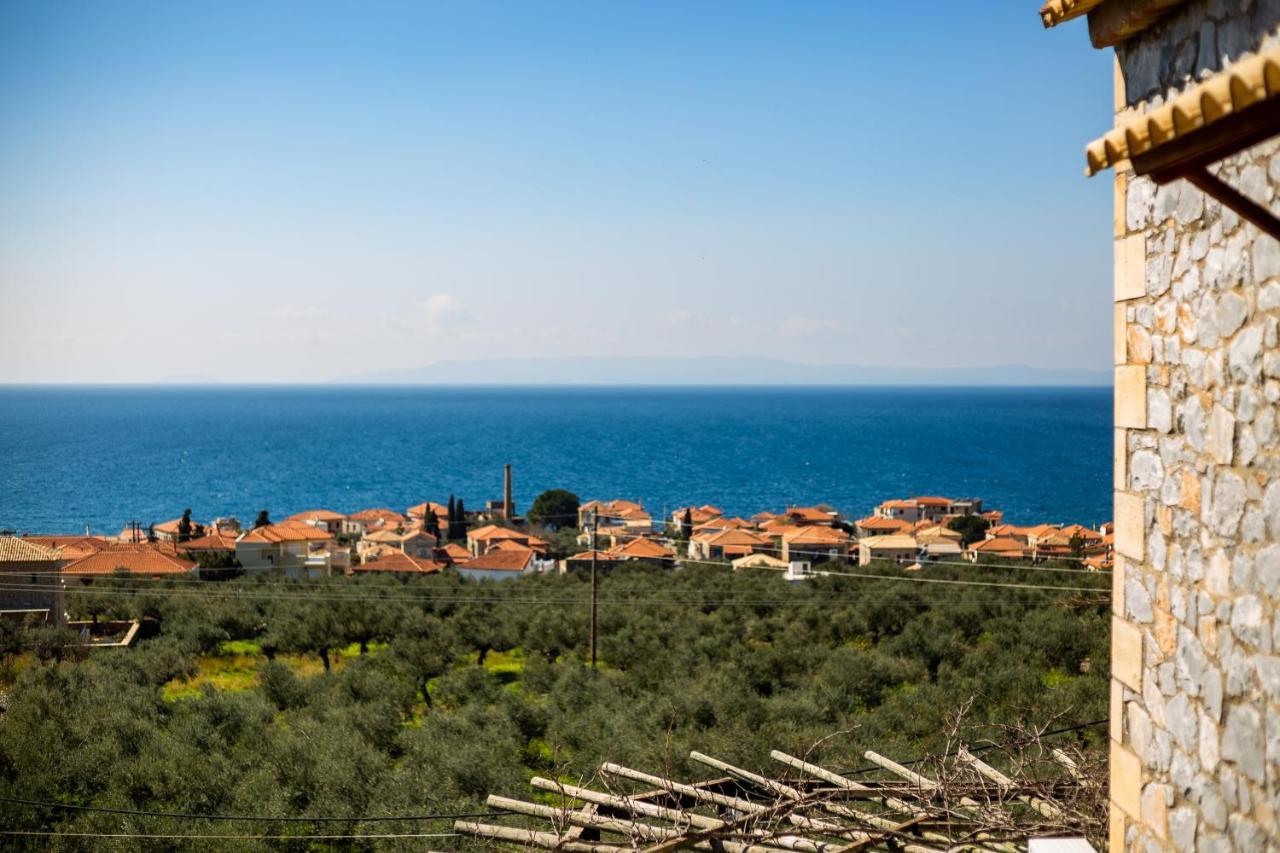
[0,465,1115,619]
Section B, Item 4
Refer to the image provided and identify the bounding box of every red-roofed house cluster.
[1,487,1111,624]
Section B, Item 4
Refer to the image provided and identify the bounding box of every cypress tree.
[453,499,466,540]
[424,511,441,540]
[680,508,693,540]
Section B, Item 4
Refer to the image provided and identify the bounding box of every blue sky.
[0,1,1113,382]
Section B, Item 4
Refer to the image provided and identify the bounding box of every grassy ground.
[163,640,486,701]
[161,640,384,701]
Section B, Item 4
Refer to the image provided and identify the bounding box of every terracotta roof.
[731,553,789,569]
[490,540,535,553]
[879,500,916,509]
[364,528,436,545]
[703,529,769,548]
[439,542,472,563]
[240,522,333,544]
[467,524,529,542]
[703,517,752,531]
[1038,0,1105,29]
[969,537,1027,554]
[856,516,913,532]
[354,551,443,574]
[462,549,535,572]
[860,535,918,550]
[1057,524,1103,541]
[406,501,448,517]
[62,542,195,575]
[153,518,185,535]
[915,525,963,543]
[23,535,110,560]
[566,550,615,561]
[610,538,676,560]
[286,509,345,523]
[911,496,953,507]
[785,506,836,522]
[176,531,239,552]
[783,526,850,544]
[1086,47,1280,174]
[988,523,1033,538]
[347,508,407,524]
[0,537,61,562]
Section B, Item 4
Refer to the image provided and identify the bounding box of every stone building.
[0,537,65,624]
[1044,0,1280,849]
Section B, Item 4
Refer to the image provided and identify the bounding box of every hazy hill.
[341,356,1110,386]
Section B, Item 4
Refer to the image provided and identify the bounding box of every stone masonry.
[1110,2,1280,851]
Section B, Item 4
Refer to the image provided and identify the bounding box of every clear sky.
[0,1,1112,383]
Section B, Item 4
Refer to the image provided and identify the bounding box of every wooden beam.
[689,751,804,801]
[1132,99,1280,182]
[1182,167,1280,243]
[1086,0,1188,48]
[601,762,768,814]
[768,751,921,819]
[451,820,630,852]
[486,794,680,843]
[530,776,723,830]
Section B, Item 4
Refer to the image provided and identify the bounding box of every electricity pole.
[589,510,598,671]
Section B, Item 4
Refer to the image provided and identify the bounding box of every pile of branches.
[455,714,1106,851]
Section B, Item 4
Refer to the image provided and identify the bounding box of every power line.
[0,796,505,824]
[5,561,1109,599]
[0,830,460,840]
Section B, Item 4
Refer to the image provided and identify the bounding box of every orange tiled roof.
[857,516,912,532]
[364,528,437,545]
[1057,524,1103,540]
[911,496,953,506]
[783,526,850,544]
[611,538,676,560]
[879,500,916,509]
[438,542,472,564]
[407,501,448,515]
[566,550,614,561]
[969,537,1026,554]
[354,551,443,574]
[176,531,239,552]
[463,549,535,572]
[785,506,835,522]
[24,535,110,560]
[286,509,345,523]
[468,524,529,542]
[153,517,185,535]
[0,536,61,562]
[240,522,333,544]
[62,542,195,575]
[490,540,535,553]
[703,529,769,547]
[348,508,407,524]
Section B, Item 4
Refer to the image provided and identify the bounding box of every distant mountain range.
[340,357,1110,386]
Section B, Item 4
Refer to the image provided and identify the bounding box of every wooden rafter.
[453,743,1101,851]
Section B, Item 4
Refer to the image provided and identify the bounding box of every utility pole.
[589,510,598,671]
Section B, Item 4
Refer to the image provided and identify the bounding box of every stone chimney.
[503,464,513,520]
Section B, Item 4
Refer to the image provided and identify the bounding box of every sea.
[0,385,1111,534]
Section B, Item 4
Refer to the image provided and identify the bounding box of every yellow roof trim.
[1039,0,1104,29]
[1085,48,1280,176]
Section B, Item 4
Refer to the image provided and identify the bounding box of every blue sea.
[0,386,1111,534]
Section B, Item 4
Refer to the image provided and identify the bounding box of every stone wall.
[1111,3,1280,849]
[1116,0,1280,108]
